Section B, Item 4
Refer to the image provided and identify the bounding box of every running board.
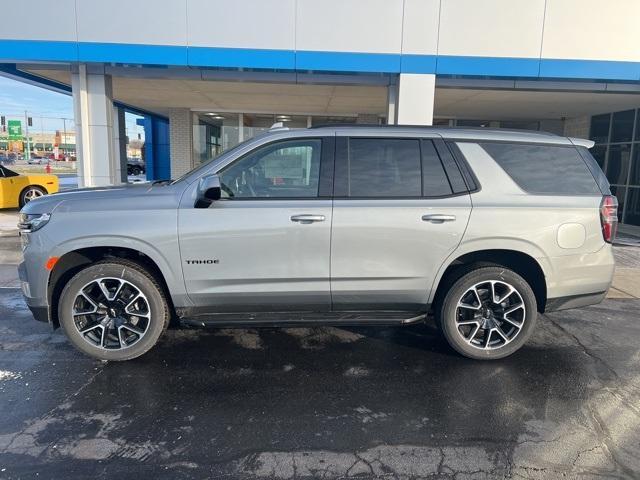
[179,311,427,328]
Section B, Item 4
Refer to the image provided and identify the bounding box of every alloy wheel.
[455,280,526,350]
[23,188,44,203]
[71,277,151,350]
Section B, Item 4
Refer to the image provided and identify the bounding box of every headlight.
[18,213,51,233]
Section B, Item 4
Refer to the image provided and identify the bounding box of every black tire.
[19,185,47,208]
[58,259,170,361]
[436,266,537,360]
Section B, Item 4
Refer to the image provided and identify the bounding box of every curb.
[0,228,18,238]
[614,237,640,247]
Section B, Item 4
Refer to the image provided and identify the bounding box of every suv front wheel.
[437,266,537,360]
[58,259,170,361]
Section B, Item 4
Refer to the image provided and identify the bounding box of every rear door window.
[421,140,454,196]
[347,138,422,197]
[336,138,456,198]
[480,142,601,195]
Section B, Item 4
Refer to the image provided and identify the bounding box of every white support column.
[386,82,398,125]
[169,108,194,178]
[238,113,244,142]
[113,106,127,183]
[71,64,118,187]
[396,73,435,126]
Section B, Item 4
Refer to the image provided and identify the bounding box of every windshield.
[0,166,19,178]
[171,135,263,185]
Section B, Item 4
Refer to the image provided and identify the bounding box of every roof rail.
[569,137,595,149]
[269,122,289,131]
[308,123,559,136]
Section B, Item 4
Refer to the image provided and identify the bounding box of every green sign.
[7,120,22,141]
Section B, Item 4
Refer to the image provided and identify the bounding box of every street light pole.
[24,110,31,162]
[62,117,67,159]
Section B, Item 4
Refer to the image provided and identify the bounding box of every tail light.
[600,195,618,243]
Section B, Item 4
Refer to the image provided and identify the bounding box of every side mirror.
[196,174,221,208]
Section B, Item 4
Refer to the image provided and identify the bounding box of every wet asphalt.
[0,234,639,479]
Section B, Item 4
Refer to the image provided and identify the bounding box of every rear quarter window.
[480,142,601,195]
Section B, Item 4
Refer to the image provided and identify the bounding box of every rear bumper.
[545,290,607,312]
[543,245,615,302]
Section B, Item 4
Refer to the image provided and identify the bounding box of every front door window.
[219,139,321,198]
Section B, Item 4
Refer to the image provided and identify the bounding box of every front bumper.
[18,261,50,323]
[27,305,49,323]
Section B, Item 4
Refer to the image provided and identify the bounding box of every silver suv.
[18,126,617,361]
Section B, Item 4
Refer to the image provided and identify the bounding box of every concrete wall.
[2,0,640,80]
[563,116,592,139]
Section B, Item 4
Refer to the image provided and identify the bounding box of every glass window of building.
[625,187,640,225]
[606,144,632,186]
[630,147,640,187]
[590,145,607,169]
[590,108,640,226]
[193,112,358,164]
[590,114,611,144]
[610,110,636,143]
[193,113,240,164]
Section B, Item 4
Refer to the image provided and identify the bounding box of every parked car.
[127,160,146,176]
[0,165,59,208]
[18,125,616,362]
[27,156,46,165]
[3,152,20,164]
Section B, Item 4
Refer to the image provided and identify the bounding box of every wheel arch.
[18,184,48,205]
[48,245,178,328]
[430,248,548,313]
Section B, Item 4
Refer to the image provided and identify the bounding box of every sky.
[0,75,144,138]
[0,75,72,130]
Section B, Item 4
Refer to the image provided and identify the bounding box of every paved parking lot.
[0,215,639,479]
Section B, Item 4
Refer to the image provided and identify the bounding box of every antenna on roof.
[269,122,288,130]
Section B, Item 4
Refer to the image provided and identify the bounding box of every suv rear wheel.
[58,259,169,361]
[437,266,537,360]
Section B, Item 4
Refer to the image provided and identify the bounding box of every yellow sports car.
[0,165,59,208]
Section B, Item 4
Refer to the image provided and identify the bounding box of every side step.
[179,311,427,328]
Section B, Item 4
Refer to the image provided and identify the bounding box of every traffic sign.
[7,120,22,140]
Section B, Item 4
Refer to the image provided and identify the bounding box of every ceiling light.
[205,113,218,116]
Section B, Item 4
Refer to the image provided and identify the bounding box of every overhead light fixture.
[212,115,225,120]
[205,112,218,116]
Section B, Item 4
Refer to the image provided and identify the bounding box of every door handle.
[422,214,456,223]
[290,214,325,224]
